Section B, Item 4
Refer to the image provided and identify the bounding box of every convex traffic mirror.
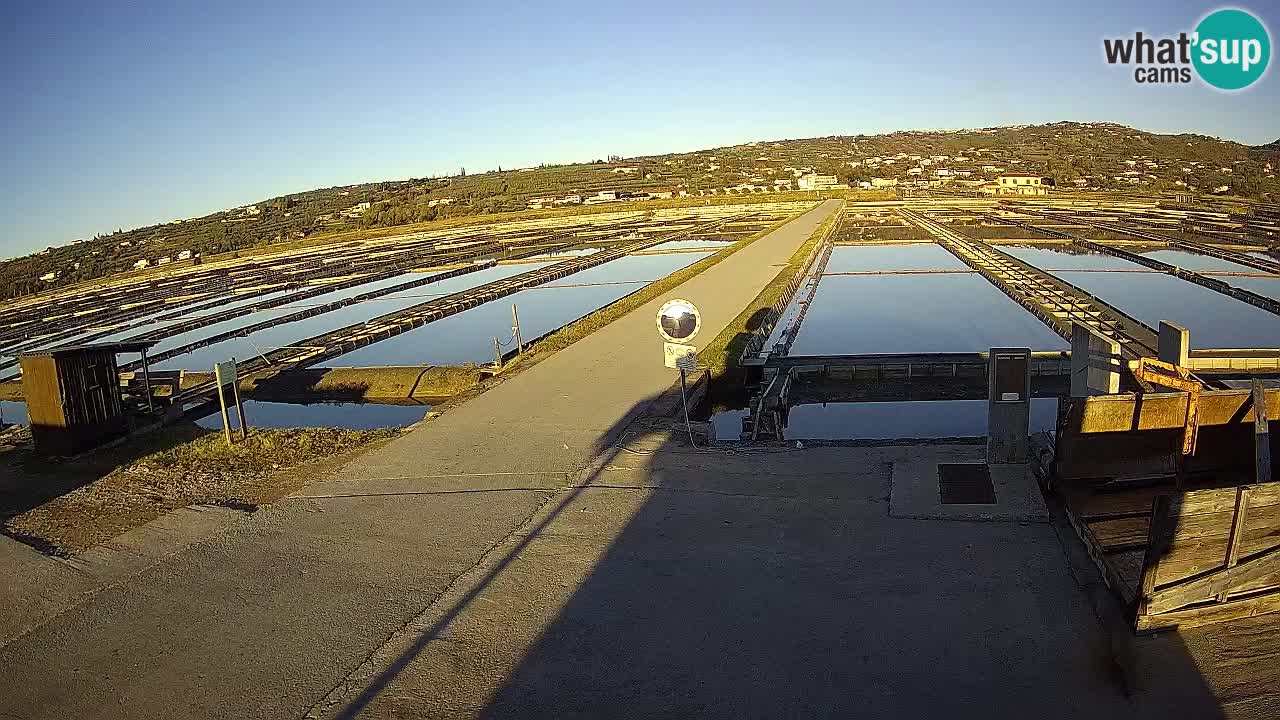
[656,299,701,343]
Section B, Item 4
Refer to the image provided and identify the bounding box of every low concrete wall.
[2,366,484,406]
[237,366,484,402]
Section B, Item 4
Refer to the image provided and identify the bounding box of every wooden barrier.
[1135,483,1280,630]
[1048,388,1280,631]
[1055,389,1280,484]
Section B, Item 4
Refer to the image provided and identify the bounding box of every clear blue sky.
[2,0,1277,258]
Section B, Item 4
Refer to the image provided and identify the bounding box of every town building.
[996,174,1050,196]
[584,191,619,204]
[797,174,842,191]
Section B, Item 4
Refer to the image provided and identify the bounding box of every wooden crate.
[1049,387,1279,632]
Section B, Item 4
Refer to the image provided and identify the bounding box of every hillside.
[1252,139,1280,162]
[3,121,1277,301]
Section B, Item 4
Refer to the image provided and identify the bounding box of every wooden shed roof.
[19,341,159,359]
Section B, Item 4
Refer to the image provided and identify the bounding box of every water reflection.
[1053,271,1280,348]
[825,244,966,272]
[146,251,712,372]
[789,275,1067,355]
[146,263,551,372]
[1001,246,1131,271]
[0,400,28,426]
[1003,245,1280,347]
[1140,250,1280,301]
[327,252,711,367]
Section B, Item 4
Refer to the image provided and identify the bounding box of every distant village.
[15,122,1276,292]
[518,128,1275,211]
[520,159,1061,209]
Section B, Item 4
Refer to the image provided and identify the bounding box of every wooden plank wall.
[19,349,128,456]
[1057,389,1280,483]
[17,355,64,428]
[1137,482,1280,630]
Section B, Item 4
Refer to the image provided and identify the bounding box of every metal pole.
[140,348,154,414]
[231,357,249,441]
[494,337,503,368]
[678,367,693,441]
[512,304,523,354]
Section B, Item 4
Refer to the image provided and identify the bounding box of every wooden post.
[511,304,523,354]
[1255,378,1272,484]
[1136,495,1172,625]
[215,369,233,447]
[139,347,154,414]
[494,337,503,368]
[1216,487,1252,603]
[231,357,249,441]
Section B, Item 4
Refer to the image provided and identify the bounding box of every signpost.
[214,358,249,446]
[656,299,701,441]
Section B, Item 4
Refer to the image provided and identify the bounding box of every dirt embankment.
[1,426,397,555]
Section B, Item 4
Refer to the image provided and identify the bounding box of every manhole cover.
[938,463,996,505]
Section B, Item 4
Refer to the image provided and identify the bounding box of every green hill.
[3,121,1277,302]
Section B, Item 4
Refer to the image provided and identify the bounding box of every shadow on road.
[327,386,1238,719]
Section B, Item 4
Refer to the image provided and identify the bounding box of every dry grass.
[139,427,397,475]
[3,426,396,555]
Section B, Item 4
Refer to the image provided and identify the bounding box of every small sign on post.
[213,359,249,446]
[664,342,698,370]
[656,299,702,441]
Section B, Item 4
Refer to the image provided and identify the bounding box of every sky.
[2,0,1277,258]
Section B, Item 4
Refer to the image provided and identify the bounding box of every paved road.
[0,200,840,720]
[328,443,1225,720]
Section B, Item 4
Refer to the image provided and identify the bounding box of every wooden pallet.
[1059,478,1280,632]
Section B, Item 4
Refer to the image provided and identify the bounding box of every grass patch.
[502,207,816,365]
[139,427,397,475]
[3,426,396,555]
[699,210,840,378]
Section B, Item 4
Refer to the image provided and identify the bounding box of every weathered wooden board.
[1090,516,1151,551]
[1072,388,1280,433]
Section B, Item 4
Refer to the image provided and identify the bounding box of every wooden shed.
[18,341,158,456]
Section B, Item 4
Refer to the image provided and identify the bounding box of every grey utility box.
[988,347,1032,464]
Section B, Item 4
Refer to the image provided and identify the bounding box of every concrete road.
[0,200,840,719]
[311,443,1227,720]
